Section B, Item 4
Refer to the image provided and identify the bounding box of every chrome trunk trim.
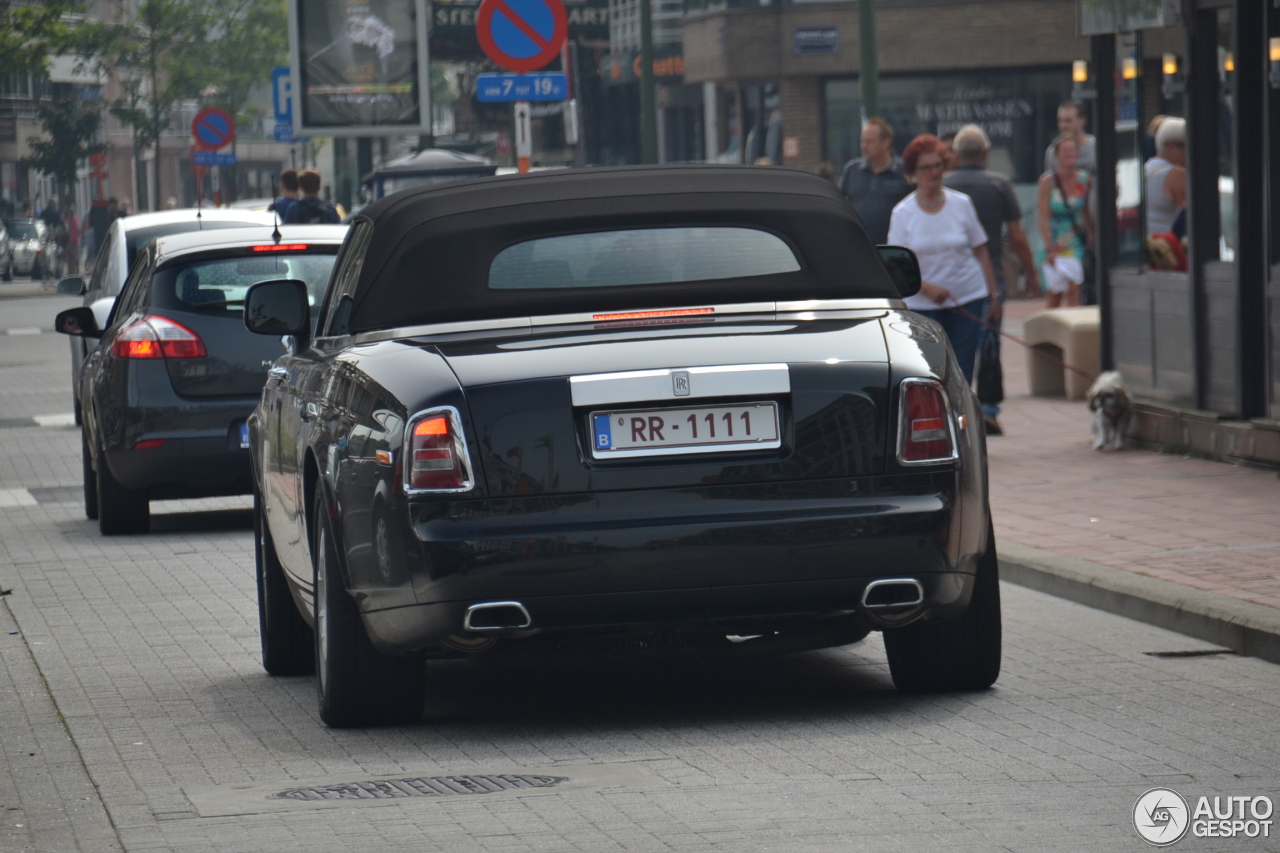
[569,363,790,407]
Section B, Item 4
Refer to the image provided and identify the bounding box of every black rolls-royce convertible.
[244,166,1001,727]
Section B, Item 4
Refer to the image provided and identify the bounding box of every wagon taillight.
[897,379,957,465]
[404,407,474,493]
[112,315,207,359]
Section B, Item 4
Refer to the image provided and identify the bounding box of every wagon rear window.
[487,227,801,290]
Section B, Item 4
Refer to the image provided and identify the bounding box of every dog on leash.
[1086,370,1131,451]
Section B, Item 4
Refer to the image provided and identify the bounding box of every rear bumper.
[359,474,983,652]
[101,400,257,497]
[105,441,252,497]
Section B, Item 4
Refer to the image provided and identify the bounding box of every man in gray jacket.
[945,124,1040,435]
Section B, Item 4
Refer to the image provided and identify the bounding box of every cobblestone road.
[2,295,1279,852]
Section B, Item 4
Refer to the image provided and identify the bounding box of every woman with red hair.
[887,133,1001,384]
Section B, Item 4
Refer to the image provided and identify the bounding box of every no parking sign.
[476,0,567,73]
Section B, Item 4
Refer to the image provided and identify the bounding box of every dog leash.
[943,302,1099,383]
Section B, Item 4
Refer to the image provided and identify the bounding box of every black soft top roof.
[347,165,896,334]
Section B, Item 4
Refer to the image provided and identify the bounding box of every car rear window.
[150,251,338,314]
[4,221,40,240]
[487,227,802,290]
[125,220,269,269]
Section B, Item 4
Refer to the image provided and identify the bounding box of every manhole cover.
[273,774,567,801]
[184,761,663,817]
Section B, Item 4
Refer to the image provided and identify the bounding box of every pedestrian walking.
[1043,100,1096,174]
[62,203,81,274]
[838,118,912,245]
[1144,117,1186,238]
[1037,135,1093,308]
[944,124,1040,435]
[888,134,1001,385]
[283,170,340,224]
[272,170,300,221]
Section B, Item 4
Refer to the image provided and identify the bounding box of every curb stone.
[998,539,1280,666]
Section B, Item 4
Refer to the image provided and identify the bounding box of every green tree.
[0,0,82,78]
[22,95,107,203]
[107,0,208,208]
[198,0,287,197]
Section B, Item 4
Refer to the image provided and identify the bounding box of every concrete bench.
[1023,306,1100,400]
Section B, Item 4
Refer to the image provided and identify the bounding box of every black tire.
[313,490,424,727]
[255,493,314,675]
[1,255,11,281]
[81,430,98,520]
[96,445,149,535]
[883,520,1002,693]
[29,257,41,280]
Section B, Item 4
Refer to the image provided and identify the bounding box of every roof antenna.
[270,178,282,244]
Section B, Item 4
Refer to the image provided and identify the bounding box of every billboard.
[288,0,431,136]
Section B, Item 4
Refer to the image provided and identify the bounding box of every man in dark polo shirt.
[837,118,911,245]
[944,124,1039,435]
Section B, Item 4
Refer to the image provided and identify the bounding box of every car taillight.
[404,407,474,493]
[112,315,207,359]
[898,379,956,465]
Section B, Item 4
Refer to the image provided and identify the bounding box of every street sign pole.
[638,0,657,164]
[858,0,879,121]
[515,101,532,173]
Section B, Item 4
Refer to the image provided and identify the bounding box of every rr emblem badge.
[672,370,690,396]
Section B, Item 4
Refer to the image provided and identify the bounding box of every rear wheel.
[81,430,98,520]
[313,490,424,727]
[883,520,1001,692]
[29,255,41,280]
[1,254,11,281]
[96,445,149,535]
[256,493,314,675]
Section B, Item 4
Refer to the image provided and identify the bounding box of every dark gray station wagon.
[241,166,1001,727]
[57,225,347,534]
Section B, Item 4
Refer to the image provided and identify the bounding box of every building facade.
[1090,0,1280,463]
[682,0,1089,177]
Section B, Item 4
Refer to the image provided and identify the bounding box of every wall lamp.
[1270,38,1280,88]
[1071,59,1097,100]
[1162,53,1184,98]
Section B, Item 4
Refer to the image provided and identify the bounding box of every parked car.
[54,224,348,535]
[57,208,279,423]
[241,165,1001,727]
[4,218,51,278]
[0,221,12,281]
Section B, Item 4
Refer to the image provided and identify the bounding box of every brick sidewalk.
[988,298,1280,612]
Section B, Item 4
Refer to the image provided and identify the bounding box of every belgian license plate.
[239,422,251,449]
[590,402,780,459]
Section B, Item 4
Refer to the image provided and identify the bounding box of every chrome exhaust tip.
[463,601,533,632]
[860,579,925,627]
[861,578,924,610]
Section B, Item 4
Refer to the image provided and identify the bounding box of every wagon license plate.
[590,402,780,459]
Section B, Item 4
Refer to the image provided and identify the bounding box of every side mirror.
[55,306,101,338]
[244,279,310,341]
[878,246,922,299]
[57,274,86,296]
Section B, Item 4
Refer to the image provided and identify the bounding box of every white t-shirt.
[887,188,990,312]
